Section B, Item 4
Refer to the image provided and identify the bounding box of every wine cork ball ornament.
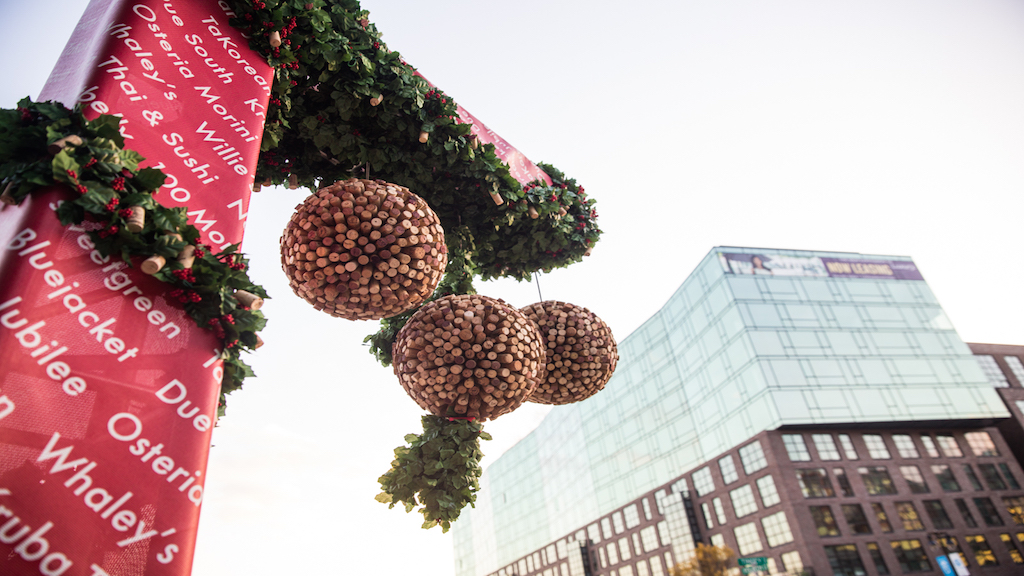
[280,178,448,320]
[392,294,544,421]
[520,300,619,405]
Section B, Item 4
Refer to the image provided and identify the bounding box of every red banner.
[0,0,272,574]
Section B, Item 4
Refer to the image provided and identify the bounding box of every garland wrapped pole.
[0,0,272,574]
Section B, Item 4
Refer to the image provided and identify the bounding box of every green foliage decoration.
[376,416,491,532]
[0,99,268,417]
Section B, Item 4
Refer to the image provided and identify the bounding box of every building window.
[979,463,1008,490]
[834,467,855,497]
[965,431,999,456]
[780,551,803,574]
[692,467,714,497]
[1004,496,1024,525]
[858,466,898,495]
[975,497,1005,526]
[841,504,872,534]
[899,465,930,494]
[955,498,979,527]
[895,501,925,531]
[588,523,601,544]
[729,485,758,518]
[636,560,650,576]
[976,354,1009,387]
[824,544,867,576]
[756,475,781,508]
[607,542,619,565]
[892,434,920,459]
[613,512,625,534]
[871,503,893,533]
[650,556,664,576]
[624,504,641,529]
[966,534,999,566]
[618,538,631,561]
[733,522,763,555]
[761,511,794,547]
[813,434,841,460]
[642,498,652,521]
[719,455,739,485]
[1001,533,1024,564]
[620,565,635,576]
[998,463,1021,489]
[810,505,841,537]
[936,434,963,458]
[701,503,715,529]
[890,540,932,573]
[838,434,859,460]
[1005,355,1024,384]
[639,526,659,554]
[601,518,613,540]
[863,434,891,459]
[963,464,984,490]
[739,440,767,474]
[632,534,642,558]
[931,464,961,492]
[783,434,811,461]
[866,542,890,575]
[922,500,954,529]
[920,435,940,458]
[712,498,727,525]
[709,534,725,548]
[797,468,835,498]
[657,522,670,548]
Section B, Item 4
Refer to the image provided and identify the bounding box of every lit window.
[650,556,664,576]
[890,540,932,572]
[975,497,1005,526]
[797,468,835,498]
[979,463,1007,490]
[709,534,725,548]
[657,522,670,549]
[931,464,961,492]
[966,535,999,566]
[834,468,855,496]
[895,502,925,531]
[639,526,659,553]
[623,504,641,529]
[756,475,781,507]
[636,560,650,576]
[632,534,641,558]
[976,355,1009,387]
[936,434,963,457]
[692,467,715,497]
[781,551,803,574]
[601,518,613,539]
[809,505,841,537]
[1005,356,1024,384]
[812,434,841,460]
[619,565,634,576]
[739,441,767,474]
[719,455,739,485]
[892,434,920,458]
[1004,496,1024,525]
[607,542,619,565]
[863,434,891,459]
[701,503,714,529]
[824,544,867,576]
[871,502,893,533]
[955,499,979,527]
[782,434,811,461]
[761,511,794,547]
[712,498,727,525]
[866,542,890,575]
[999,533,1024,564]
[613,512,625,534]
[838,434,859,459]
[733,522,763,555]
[642,498,652,521]
[899,465,929,493]
[858,466,897,495]
[965,431,999,456]
[729,485,758,518]
[920,435,940,458]
[618,538,631,561]
[841,504,872,534]
[588,523,601,544]
[923,500,954,529]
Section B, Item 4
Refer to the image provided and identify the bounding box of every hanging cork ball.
[520,301,619,405]
[280,178,448,320]
[392,294,544,421]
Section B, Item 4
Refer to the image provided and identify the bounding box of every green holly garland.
[0,99,267,417]
[376,416,491,533]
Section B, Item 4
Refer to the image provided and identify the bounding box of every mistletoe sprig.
[376,416,491,532]
[0,99,268,416]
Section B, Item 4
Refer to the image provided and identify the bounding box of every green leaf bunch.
[376,416,491,532]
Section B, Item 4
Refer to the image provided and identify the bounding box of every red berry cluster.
[66,169,77,180]
[17,107,34,123]
[252,0,265,8]
[98,225,119,238]
[75,184,88,194]
[169,289,202,303]
[194,244,207,258]
[83,158,98,169]
[172,268,196,283]
[221,314,235,325]
[105,197,120,211]
[207,317,226,339]
[112,176,126,191]
[118,208,133,218]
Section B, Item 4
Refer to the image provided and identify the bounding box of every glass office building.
[452,246,1012,576]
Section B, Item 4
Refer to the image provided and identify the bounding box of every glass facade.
[453,247,1010,576]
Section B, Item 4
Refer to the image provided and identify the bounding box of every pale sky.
[3,1,1024,575]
